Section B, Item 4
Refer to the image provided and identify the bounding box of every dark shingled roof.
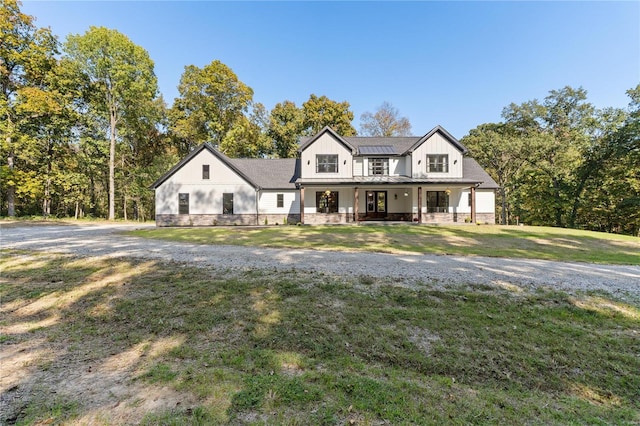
[228,158,300,190]
[463,157,499,189]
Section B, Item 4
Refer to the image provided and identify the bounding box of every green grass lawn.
[1,250,638,425]
[129,224,640,265]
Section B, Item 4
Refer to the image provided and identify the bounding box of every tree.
[359,101,412,136]
[502,86,595,227]
[461,123,531,225]
[169,60,254,155]
[302,94,356,136]
[268,100,305,158]
[0,0,58,216]
[64,26,158,220]
[219,103,273,158]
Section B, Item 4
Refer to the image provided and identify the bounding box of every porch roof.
[296,176,485,186]
[297,158,499,189]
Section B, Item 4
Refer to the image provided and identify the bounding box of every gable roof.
[299,125,467,156]
[150,143,300,191]
[150,143,258,189]
[404,125,468,155]
[298,126,356,154]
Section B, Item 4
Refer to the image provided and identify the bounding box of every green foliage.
[302,93,356,136]
[169,60,254,155]
[268,100,305,158]
[64,26,159,220]
[465,85,639,235]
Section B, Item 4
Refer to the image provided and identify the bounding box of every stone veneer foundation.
[156,212,495,226]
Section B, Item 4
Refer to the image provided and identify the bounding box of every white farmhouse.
[151,125,498,226]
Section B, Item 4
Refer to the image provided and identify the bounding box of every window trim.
[178,193,189,215]
[426,154,449,173]
[368,158,389,176]
[316,154,339,174]
[222,193,234,215]
[276,193,284,208]
[202,164,210,180]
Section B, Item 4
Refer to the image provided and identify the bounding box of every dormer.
[299,127,355,179]
[405,126,466,179]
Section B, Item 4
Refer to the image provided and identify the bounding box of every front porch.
[299,185,482,225]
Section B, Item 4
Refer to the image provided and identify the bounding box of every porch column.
[354,187,359,223]
[417,187,422,224]
[470,186,476,223]
[300,186,305,224]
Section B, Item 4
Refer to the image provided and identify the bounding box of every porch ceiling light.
[404,191,408,197]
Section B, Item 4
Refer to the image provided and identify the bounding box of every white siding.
[476,190,495,213]
[155,149,256,215]
[411,132,463,178]
[353,158,363,176]
[300,133,353,179]
[390,158,404,176]
[259,191,300,214]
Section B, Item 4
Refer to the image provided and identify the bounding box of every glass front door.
[366,191,387,218]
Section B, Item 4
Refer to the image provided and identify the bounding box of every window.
[468,192,472,207]
[427,155,448,173]
[277,193,284,208]
[368,158,389,175]
[202,164,210,179]
[427,191,449,213]
[178,193,189,215]
[316,154,338,173]
[316,191,338,213]
[223,193,233,215]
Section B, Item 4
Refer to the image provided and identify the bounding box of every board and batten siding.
[155,149,256,215]
[447,188,495,214]
[300,133,353,179]
[353,158,363,176]
[258,191,300,214]
[411,132,463,178]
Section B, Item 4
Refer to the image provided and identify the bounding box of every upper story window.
[316,154,338,173]
[427,154,448,173]
[368,158,389,176]
[202,164,210,179]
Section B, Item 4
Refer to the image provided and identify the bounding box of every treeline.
[1,1,638,235]
[462,86,640,235]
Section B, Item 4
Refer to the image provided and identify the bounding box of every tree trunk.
[123,195,127,221]
[6,129,15,217]
[108,107,117,220]
[75,201,79,220]
[500,186,507,225]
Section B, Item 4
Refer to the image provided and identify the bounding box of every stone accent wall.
[303,213,352,224]
[421,212,455,223]
[357,213,413,222]
[258,214,301,226]
[156,214,258,227]
[475,213,496,224]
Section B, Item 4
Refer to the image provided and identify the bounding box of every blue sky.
[22,1,640,138]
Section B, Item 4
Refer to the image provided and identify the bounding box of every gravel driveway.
[2,223,639,303]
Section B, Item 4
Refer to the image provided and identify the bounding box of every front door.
[366,191,387,219]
